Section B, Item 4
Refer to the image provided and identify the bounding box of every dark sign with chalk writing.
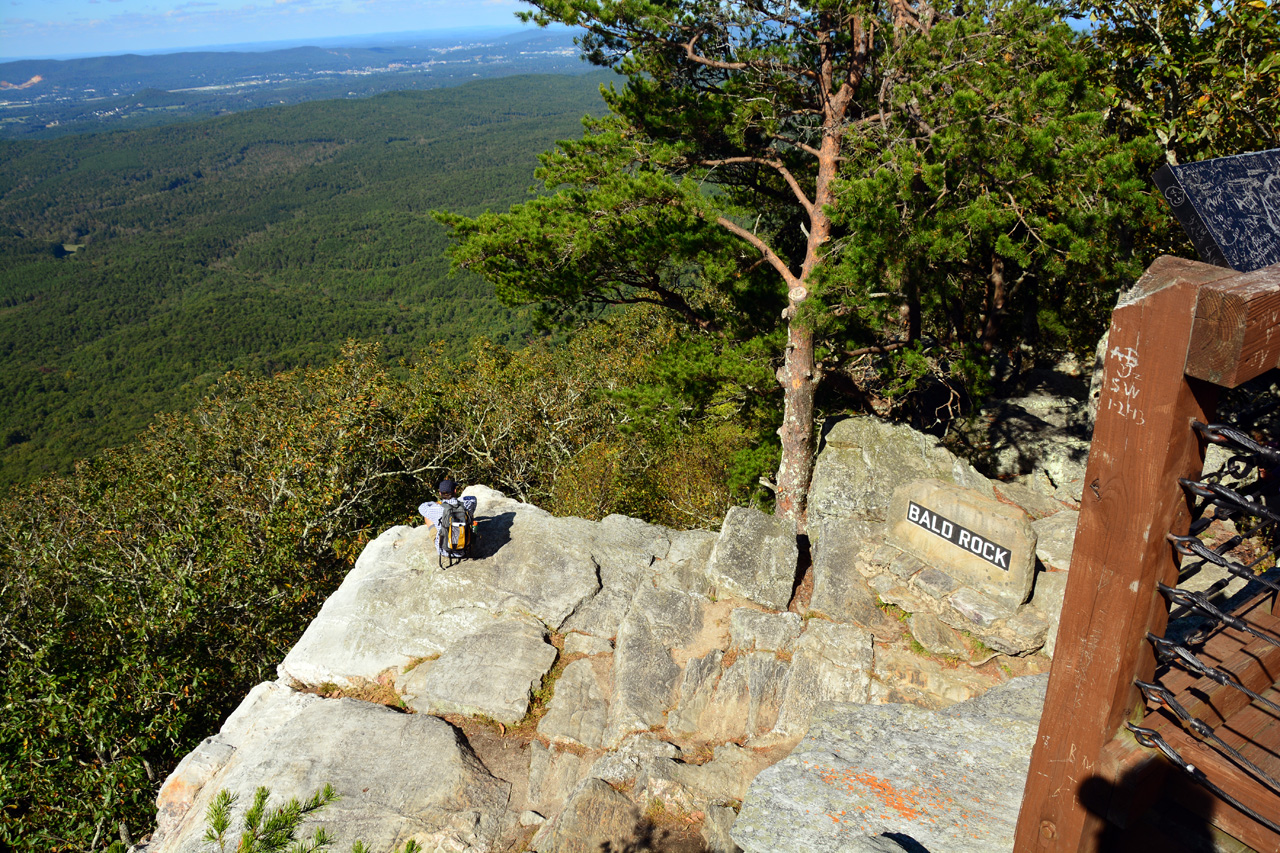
[1153,149,1280,273]
[907,501,1011,570]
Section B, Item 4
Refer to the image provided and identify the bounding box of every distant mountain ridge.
[0,28,591,139]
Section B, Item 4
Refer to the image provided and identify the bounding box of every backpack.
[437,499,474,567]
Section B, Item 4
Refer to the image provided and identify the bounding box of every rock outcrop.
[808,416,994,525]
[732,674,1050,853]
[278,487,600,692]
[145,410,1089,853]
[965,367,1095,503]
[151,682,511,853]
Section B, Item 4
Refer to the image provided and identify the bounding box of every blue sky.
[1,0,535,61]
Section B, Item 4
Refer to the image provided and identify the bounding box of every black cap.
[437,478,457,494]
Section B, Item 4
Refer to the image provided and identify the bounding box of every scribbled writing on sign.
[907,502,1011,570]
[1106,344,1145,425]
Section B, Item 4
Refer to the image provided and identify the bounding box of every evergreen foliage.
[438,0,1163,520]
[203,785,423,853]
[826,1,1163,403]
[205,786,338,853]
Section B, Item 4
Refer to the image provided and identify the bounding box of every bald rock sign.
[887,479,1038,608]
[907,502,1012,569]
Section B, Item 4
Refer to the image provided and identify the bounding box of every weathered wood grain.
[1185,265,1280,387]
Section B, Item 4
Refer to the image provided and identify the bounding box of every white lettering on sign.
[907,501,1011,570]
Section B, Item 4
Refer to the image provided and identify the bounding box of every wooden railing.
[1015,255,1280,852]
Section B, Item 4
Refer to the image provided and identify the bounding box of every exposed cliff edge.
[142,411,1083,853]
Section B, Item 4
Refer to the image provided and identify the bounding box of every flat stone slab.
[1032,510,1079,571]
[909,612,966,657]
[729,608,802,653]
[398,618,557,725]
[912,567,959,600]
[562,633,613,656]
[705,506,797,610]
[653,529,718,596]
[537,657,611,749]
[809,416,993,523]
[732,674,1049,853]
[1030,570,1069,658]
[527,742,589,815]
[809,516,897,636]
[700,651,790,742]
[531,777,641,853]
[870,645,999,709]
[561,513,666,638]
[606,584,703,746]
[887,479,1036,607]
[150,682,510,853]
[949,587,1005,628]
[668,650,726,738]
[759,619,873,744]
[993,480,1066,520]
[279,487,603,688]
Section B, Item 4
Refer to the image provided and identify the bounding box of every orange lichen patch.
[805,760,986,827]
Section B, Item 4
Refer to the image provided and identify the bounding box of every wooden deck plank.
[1145,713,1280,851]
[1221,688,1280,778]
[1155,606,1280,729]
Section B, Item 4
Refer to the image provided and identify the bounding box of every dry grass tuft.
[296,674,406,710]
[505,631,567,739]
[401,653,440,675]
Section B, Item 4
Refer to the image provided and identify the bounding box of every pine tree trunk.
[769,21,858,531]
[774,320,818,530]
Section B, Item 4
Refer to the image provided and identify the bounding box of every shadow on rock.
[598,817,709,853]
[882,832,933,852]
[472,510,515,558]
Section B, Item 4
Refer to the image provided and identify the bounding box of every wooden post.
[1014,257,1235,851]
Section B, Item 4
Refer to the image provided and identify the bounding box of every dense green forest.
[0,72,610,488]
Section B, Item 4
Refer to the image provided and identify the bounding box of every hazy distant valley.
[0,28,589,139]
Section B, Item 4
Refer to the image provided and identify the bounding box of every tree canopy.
[827,1,1162,384]
[439,0,1160,525]
[1076,0,1279,166]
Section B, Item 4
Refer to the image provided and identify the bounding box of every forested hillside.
[0,72,610,488]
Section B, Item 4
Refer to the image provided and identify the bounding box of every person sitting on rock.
[418,478,478,559]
